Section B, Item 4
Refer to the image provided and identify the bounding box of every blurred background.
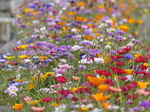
[0,0,150,54]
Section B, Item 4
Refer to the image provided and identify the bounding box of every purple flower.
[116,31,126,35]
[127,35,133,38]
[139,100,150,108]
[79,65,86,69]
[134,40,141,43]
[107,32,115,36]
[124,54,134,59]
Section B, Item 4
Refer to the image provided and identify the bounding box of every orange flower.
[76,16,86,22]
[120,25,130,32]
[128,18,136,24]
[137,89,150,95]
[98,84,109,92]
[93,93,111,103]
[137,20,143,24]
[38,56,48,60]
[77,2,85,7]
[85,35,94,40]
[109,86,122,92]
[137,81,148,89]
[12,104,24,110]
[31,106,45,112]
[88,77,106,86]
[103,102,111,109]
[124,69,134,75]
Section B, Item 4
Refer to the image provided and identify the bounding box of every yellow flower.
[124,69,134,75]
[93,93,111,103]
[16,79,25,82]
[80,107,88,111]
[6,56,15,60]
[99,5,105,9]
[137,81,149,89]
[18,45,28,49]
[24,7,31,13]
[29,84,36,90]
[98,84,109,92]
[18,55,30,59]
[27,100,40,105]
[51,102,61,107]
[12,104,24,110]
[45,72,56,76]
[40,74,48,80]
[143,63,150,67]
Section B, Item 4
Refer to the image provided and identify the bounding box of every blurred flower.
[93,93,111,103]
[12,104,23,110]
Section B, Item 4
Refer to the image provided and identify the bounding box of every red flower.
[95,70,112,76]
[127,94,138,99]
[140,65,148,70]
[130,81,138,88]
[72,97,78,101]
[117,50,126,54]
[147,55,150,59]
[111,55,123,60]
[58,90,73,95]
[42,98,52,102]
[110,66,125,74]
[105,79,115,86]
[56,76,68,83]
[123,47,131,52]
[117,61,125,66]
[118,76,128,80]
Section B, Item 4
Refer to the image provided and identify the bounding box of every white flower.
[71,45,83,51]
[71,28,77,33]
[105,44,111,49]
[94,57,104,63]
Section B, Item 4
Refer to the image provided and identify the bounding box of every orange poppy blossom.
[93,93,111,103]
[12,104,24,110]
[137,81,149,89]
[88,77,106,87]
[98,84,109,92]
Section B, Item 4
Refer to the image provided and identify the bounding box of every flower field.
[1,0,150,111]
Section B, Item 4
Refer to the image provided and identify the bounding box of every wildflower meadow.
[1,0,150,112]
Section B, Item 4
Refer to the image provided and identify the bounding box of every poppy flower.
[137,81,149,89]
[98,84,109,92]
[93,93,111,103]
[88,77,106,86]
[41,98,52,102]
[12,104,24,110]
[56,76,68,83]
